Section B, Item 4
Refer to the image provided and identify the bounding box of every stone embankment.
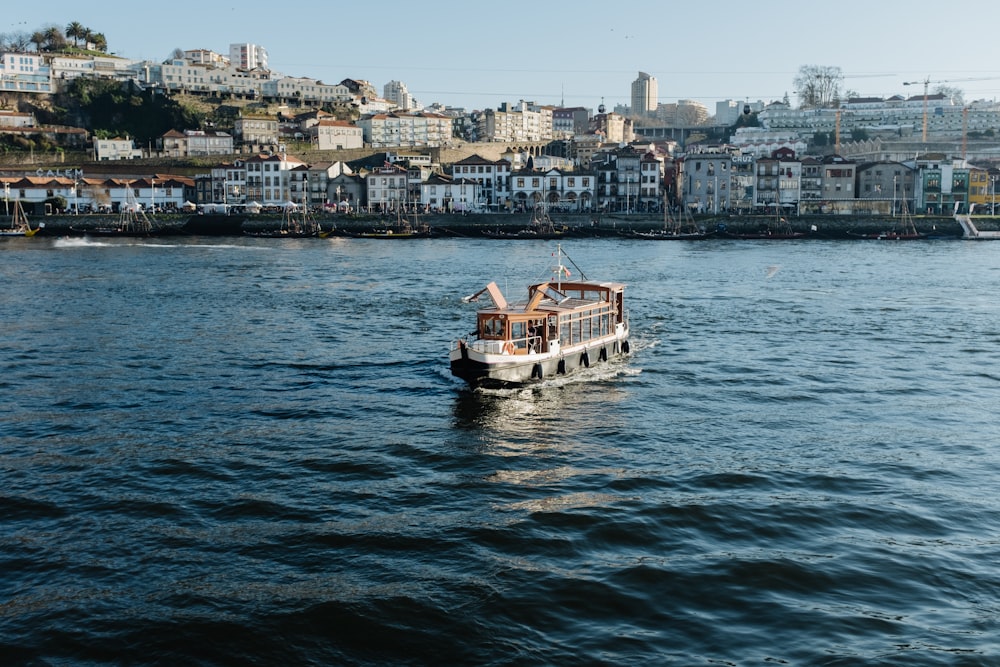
[24,212,986,239]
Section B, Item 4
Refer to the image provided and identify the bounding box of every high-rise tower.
[630,71,658,116]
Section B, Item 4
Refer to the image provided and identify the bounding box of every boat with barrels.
[449,244,630,388]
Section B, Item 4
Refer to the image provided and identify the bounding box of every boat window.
[511,321,527,349]
[480,316,504,338]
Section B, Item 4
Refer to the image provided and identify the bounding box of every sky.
[11,0,1000,114]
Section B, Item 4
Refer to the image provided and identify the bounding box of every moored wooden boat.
[0,199,41,237]
[630,195,715,240]
[483,203,568,239]
[851,199,925,240]
[449,244,630,388]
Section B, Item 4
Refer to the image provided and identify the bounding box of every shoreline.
[14,211,991,239]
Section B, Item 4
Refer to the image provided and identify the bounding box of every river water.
[2,235,999,665]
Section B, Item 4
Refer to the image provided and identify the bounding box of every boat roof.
[475,279,625,317]
[529,279,626,291]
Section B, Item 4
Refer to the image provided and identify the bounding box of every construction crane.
[903,76,1000,142]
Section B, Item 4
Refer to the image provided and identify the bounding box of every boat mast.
[555,243,564,290]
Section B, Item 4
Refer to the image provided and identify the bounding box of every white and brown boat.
[450,245,630,388]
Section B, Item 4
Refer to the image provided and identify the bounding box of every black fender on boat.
[557,358,566,375]
[581,352,590,368]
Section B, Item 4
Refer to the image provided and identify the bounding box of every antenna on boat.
[553,244,588,283]
[553,243,568,289]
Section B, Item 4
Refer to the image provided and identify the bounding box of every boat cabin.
[474,279,625,355]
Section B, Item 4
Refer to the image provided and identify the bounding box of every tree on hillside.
[2,32,32,52]
[66,22,85,47]
[42,25,67,51]
[732,111,759,131]
[64,78,205,145]
[30,31,45,52]
[794,65,844,109]
[91,33,107,53]
[935,85,965,106]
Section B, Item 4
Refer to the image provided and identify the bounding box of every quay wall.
[23,212,989,239]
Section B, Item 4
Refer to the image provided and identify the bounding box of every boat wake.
[52,237,266,251]
[53,236,112,248]
[472,358,639,396]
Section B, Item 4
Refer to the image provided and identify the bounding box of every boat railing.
[464,334,545,355]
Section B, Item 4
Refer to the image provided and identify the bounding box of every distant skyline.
[11,0,1000,113]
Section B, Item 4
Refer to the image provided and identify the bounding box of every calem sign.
[35,167,85,179]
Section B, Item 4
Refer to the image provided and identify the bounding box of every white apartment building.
[357,112,453,148]
[477,103,553,143]
[229,43,268,71]
[0,52,52,93]
[48,54,138,87]
[757,95,1000,142]
[243,153,305,204]
[507,168,594,212]
[95,137,142,161]
[0,110,34,129]
[159,129,234,157]
[420,174,481,212]
[235,115,280,147]
[311,120,364,150]
[450,154,512,210]
[148,58,272,96]
[384,80,417,110]
[183,49,230,68]
[261,76,353,104]
[365,163,410,211]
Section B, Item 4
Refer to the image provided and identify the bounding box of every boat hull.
[181,214,247,236]
[450,330,630,389]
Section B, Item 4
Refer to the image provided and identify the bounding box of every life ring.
[503,341,515,355]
